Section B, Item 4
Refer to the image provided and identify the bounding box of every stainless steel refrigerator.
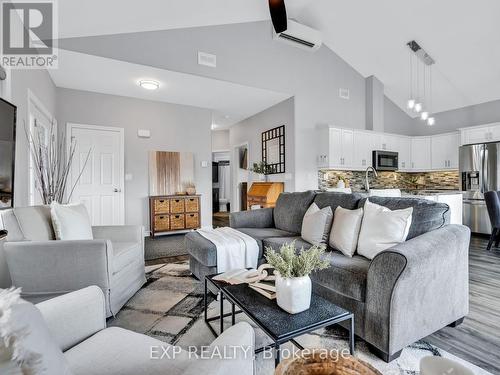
[459,142,500,234]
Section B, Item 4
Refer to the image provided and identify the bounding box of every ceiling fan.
[268,0,287,33]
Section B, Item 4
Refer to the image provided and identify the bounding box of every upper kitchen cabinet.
[410,137,432,170]
[460,123,500,145]
[380,134,400,152]
[397,136,411,171]
[431,132,459,170]
[317,127,354,169]
[353,130,380,169]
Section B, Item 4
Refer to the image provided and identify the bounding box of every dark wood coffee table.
[204,274,355,367]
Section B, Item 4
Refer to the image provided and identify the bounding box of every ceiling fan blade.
[268,0,287,33]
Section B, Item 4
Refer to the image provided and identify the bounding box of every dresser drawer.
[170,198,185,213]
[185,213,199,229]
[185,197,199,212]
[154,215,169,231]
[170,214,185,230]
[154,198,170,213]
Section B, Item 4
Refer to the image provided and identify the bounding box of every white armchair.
[1,206,145,316]
[21,286,254,375]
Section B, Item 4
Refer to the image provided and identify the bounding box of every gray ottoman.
[185,231,218,280]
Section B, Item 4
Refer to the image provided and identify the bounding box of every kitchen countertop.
[347,189,464,196]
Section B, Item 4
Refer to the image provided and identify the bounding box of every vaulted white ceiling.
[49,49,291,129]
[56,0,500,116]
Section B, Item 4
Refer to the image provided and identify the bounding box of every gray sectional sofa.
[185,191,470,362]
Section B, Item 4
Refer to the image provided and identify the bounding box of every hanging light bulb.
[414,102,422,113]
[407,99,415,109]
[427,117,435,126]
[421,111,429,120]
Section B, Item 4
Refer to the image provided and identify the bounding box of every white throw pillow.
[357,199,413,260]
[301,203,333,246]
[329,206,364,257]
[0,288,73,374]
[50,203,93,240]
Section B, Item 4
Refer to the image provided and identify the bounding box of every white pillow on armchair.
[50,203,93,240]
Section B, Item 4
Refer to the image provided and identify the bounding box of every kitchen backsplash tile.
[318,169,460,191]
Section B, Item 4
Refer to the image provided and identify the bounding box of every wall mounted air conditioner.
[273,19,322,52]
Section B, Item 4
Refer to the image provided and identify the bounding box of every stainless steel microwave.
[373,150,398,171]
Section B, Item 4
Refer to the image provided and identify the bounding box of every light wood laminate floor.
[426,235,500,374]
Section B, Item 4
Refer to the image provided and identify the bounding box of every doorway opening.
[212,151,230,227]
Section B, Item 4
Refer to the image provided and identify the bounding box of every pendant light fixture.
[420,64,429,120]
[407,51,415,109]
[406,40,436,125]
[427,65,435,126]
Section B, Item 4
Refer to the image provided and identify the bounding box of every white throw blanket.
[197,227,259,272]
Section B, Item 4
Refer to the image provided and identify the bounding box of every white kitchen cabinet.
[317,127,354,169]
[353,130,380,169]
[431,133,459,170]
[397,136,411,171]
[410,137,432,170]
[461,123,500,145]
[380,134,400,152]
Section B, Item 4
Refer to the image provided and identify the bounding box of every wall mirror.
[262,125,285,174]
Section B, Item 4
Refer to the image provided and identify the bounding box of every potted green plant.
[265,241,330,314]
[249,161,271,181]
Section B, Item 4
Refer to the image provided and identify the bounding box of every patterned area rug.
[108,261,490,374]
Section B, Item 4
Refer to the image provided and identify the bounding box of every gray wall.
[10,69,57,207]
[229,97,295,205]
[211,129,230,151]
[59,21,366,191]
[384,96,415,136]
[412,99,500,136]
[56,88,213,231]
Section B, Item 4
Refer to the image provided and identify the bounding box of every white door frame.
[27,89,56,205]
[66,122,125,224]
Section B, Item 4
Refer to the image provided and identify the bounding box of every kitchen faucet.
[365,166,378,192]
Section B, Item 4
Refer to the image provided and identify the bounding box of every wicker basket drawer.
[185,197,199,212]
[170,198,185,213]
[154,198,170,213]
[185,213,199,229]
[170,214,185,230]
[154,215,169,231]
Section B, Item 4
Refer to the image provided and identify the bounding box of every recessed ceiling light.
[139,80,160,90]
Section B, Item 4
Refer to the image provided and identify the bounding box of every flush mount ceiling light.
[139,80,160,90]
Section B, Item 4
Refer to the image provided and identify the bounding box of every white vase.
[336,180,346,188]
[275,275,312,314]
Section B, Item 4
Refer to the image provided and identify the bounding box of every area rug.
[144,234,187,260]
[109,261,490,374]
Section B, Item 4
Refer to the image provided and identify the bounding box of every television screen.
[0,98,16,209]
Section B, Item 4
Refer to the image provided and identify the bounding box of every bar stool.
[484,191,500,250]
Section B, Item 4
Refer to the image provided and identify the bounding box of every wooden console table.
[247,182,284,209]
[149,195,201,237]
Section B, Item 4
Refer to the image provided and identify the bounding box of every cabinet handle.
[159,216,164,219]
[175,215,180,218]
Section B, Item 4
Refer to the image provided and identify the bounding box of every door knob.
[113,188,122,193]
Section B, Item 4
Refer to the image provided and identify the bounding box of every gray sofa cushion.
[358,196,450,240]
[311,251,370,302]
[274,191,316,234]
[262,236,312,253]
[314,192,363,213]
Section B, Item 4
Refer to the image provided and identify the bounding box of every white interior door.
[68,123,124,225]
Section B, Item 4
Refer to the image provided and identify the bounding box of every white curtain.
[219,164,231,201]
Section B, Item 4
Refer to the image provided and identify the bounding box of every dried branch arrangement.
[25,120,91,204]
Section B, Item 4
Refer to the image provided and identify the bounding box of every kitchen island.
[402,190,463,225]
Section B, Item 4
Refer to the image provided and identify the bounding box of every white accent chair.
[21,286,254,375]
[1,206,145,317]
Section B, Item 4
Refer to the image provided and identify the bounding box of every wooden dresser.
[247,182,284,209]
[149,195,201,237]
